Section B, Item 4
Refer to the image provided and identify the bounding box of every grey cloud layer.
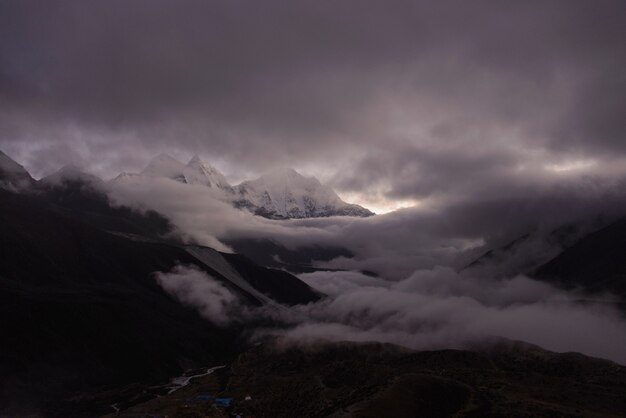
[288,268,626,365]
[153,263,626,365]
[1,0,625,202]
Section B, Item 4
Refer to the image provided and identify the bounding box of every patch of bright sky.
[337,191,421,214]
[544,159,597,173]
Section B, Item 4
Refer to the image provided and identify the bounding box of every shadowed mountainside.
[533,217,626,297]
[0,181,320,416]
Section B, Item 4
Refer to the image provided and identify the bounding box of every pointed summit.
[185,155,232,190]
[141,154,188,183]
[135,153,232,190]
[188,154,202,165]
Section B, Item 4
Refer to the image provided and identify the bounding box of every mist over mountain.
[234,167,374,219]
[3,151,626,358]
[110,153,373,220]
[3,135,626,417]
[139,153,232,191]
[0,150,34,191]
[2,1,626,416]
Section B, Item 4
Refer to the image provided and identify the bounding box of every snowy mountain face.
[0,150,35,191]
[185,155,232,190]
[115,154,373,219]
[234,167,374,219]
[0,150,373,219]
[139,154,232,191]
[140,154,188,183]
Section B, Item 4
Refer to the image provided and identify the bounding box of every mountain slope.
[35,165,177,241]
[461,223,586,278]
[224,237,354,274]
[0,189,238,416]
[0,149,35,191]
[140,153,189,182]
[234,167,373,219]
[221,252,324,304]
[533,217,626,297]
[185,154,232,190]
[40,164,104,187]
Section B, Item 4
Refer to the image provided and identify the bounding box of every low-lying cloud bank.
[154,264,626,365]
[289,269,626,364]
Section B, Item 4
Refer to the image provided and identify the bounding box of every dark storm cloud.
[3,0,626,255]
[1,0,625,186]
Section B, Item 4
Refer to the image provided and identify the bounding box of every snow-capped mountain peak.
[187,154,203,165]
[185,155,232,190]
[258,167,320,185]
[234,167,373,219]
[114,154,373,219]
[135,153,232,190]
[141,154,188,182]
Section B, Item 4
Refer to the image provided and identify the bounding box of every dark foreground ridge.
[102,339,626,418]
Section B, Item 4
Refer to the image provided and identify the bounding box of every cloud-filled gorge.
[154,260,626,364]
[135,173,626,365]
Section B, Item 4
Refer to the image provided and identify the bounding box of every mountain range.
[462,218,626,299]
[114,153,374,219]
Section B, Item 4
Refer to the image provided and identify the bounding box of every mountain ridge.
[233,165,373,219]
[114,153,374,219]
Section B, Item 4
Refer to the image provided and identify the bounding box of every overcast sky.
[1,0,626,212]
[3,1,626,362]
